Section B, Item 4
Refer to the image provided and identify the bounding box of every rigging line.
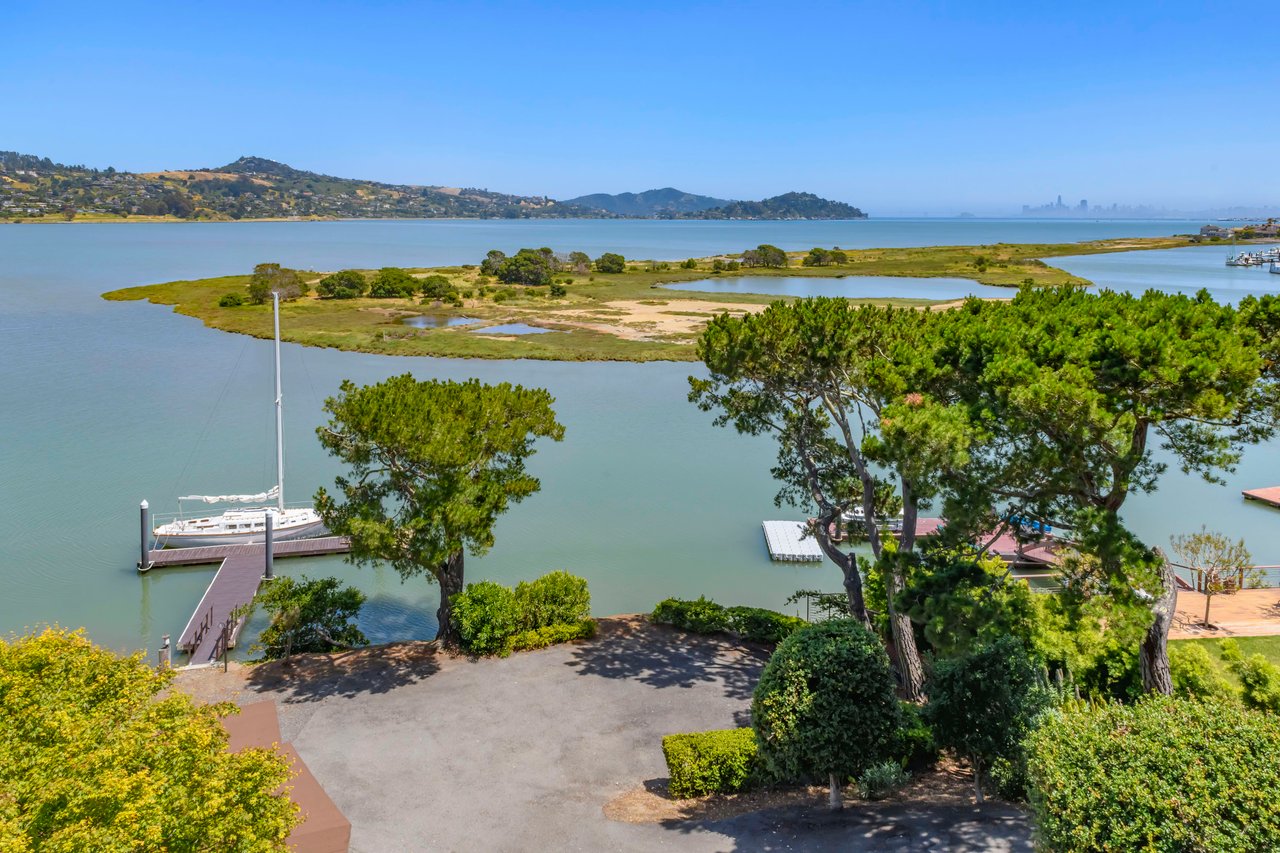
[170,335,252,499]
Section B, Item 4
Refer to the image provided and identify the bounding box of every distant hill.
[683,192,866,220]
[0,152,601,221]
[0,151,868,222]
[565,187,731,216]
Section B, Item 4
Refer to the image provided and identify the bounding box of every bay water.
[2,218,1277,657]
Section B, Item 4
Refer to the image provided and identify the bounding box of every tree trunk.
[972,757,985,804]
[1204,592,1213,628]
[434,550,465,647]
[814,517,871,627]
[1140,557,1176,695]
[888,484,927,702]
[828,772,843,810]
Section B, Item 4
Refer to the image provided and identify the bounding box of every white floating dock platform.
[762,520,824,562]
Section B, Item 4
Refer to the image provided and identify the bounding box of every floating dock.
[762,521,824,562]
[1243,487,1280,508]
[151,537,350,665]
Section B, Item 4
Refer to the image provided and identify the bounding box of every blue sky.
[2,1,1274,214]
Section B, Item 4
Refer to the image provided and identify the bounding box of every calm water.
[3,218,1278,658]
[402,315,482,328]
[472,323,552,335]
[664,275,1007,300]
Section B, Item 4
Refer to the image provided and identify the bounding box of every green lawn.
[1172,635,1280,688]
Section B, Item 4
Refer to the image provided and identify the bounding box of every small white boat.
[1271,263,1280,275]
[153,292,324,548]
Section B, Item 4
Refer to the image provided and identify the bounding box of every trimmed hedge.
[662,728,759,798]
[651,597,805,643]
[507,619,596,652]
[1027,697,1280,853]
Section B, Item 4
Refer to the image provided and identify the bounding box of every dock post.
[158,634,170,670]
[264,513,274,580]
[137,500,152,573]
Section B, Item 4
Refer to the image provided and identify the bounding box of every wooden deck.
[165,537,350,665]
[1242,486,1280,508]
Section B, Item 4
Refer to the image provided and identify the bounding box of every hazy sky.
[2,1,1274,215]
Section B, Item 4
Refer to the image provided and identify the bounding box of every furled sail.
[179,486,280,504]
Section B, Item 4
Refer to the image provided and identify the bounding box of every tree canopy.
[314,375,564,644]
[741,244,787,268]
[247,263,307,304]
[316,269,368,299]
[594,252,626,274]
[497,248,555,286]
[368,267,419,298]
[0,629,297,849]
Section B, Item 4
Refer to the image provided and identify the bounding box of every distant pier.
[1243,486,1280,509]
[146,537,350,665]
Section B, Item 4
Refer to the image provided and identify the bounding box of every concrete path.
[231,618,1033,851]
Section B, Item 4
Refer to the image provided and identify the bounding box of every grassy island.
[103,235,1202,362]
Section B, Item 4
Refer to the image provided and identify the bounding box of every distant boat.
[1271,262,1280,275]
[153,292,324,547]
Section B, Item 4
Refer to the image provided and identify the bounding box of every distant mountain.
[0,151,868,222]
[565,187,731,216]
[683,192,866,221]
[0,151,602,221]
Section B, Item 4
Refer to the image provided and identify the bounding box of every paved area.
[201,617,1032,851]
[1171,587,1280,638]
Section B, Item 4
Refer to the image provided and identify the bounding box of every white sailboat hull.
[154,507,326,549]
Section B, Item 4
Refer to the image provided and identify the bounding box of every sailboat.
[152,292,325,547]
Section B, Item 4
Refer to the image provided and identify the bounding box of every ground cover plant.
[650,596,806,643]
[0,629,298,849]
[1027,696,1280,853]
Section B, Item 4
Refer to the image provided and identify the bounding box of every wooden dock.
[762,521,824,562]
[155,537,349,665]
[1243,486,1280,508]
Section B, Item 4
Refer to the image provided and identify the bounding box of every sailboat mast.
[273,291,285,512]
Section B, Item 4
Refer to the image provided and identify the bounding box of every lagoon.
[4,218,1278,658]
[663,275,1007,301]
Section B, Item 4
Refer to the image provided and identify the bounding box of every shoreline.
[102,234,1210,363]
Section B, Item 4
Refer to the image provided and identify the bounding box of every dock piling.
[264,513,274,580]
[137,500,152,573]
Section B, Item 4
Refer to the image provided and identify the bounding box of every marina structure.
[761,521,825,561]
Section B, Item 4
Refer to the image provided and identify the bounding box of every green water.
[2,219,1276,658]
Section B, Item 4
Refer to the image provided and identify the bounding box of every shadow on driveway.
[564,617,770,701]
[245,641,443,704]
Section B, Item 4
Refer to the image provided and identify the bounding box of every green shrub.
[1169,642,1236,700]
[725,606,806,644]
[451,581,521,656]
[925,636,1053,802]
[419,274,460,306]
[507,619,596,652]
[752,620,900,804]
[218,292,244,307]
[1027,697,1280,853]
[1221,639,1280,712]
[857,760,909,800]
[651,597,729,634]
[514,571,590,630]
[662,728,759,798]
[368,267,418,298]
[594,252,626,273]
[549,282,567,297]
[316,269,368,299]
[892,701,938,771]
[680,258,698,269]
